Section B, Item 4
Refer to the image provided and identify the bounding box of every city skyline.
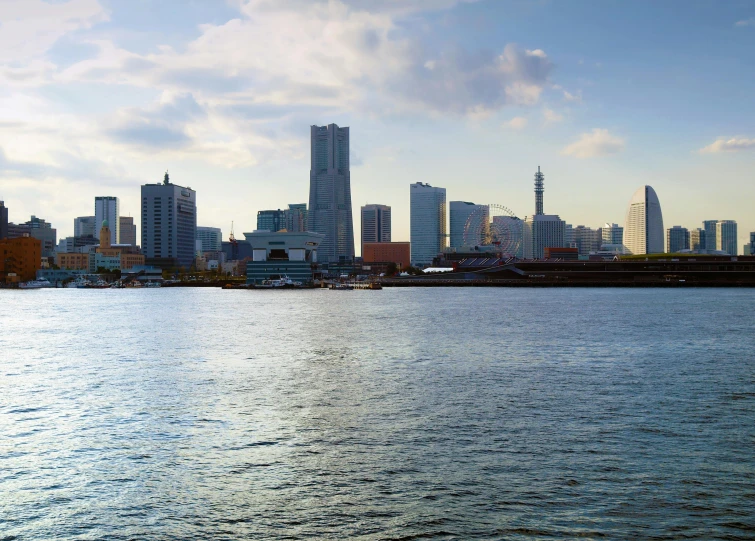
[0,0,754,251]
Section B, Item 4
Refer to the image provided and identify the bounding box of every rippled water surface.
[1,288,754,540]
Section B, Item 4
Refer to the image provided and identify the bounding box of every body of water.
[1,288,753,540]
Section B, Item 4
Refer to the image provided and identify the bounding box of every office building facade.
[667,226,690,253]
[25,215,57,257]
[95,196,119,245]
[285,204,308,233]
[307,124,355,262]
[410,182,447,266]
[623,185,664,255]
[119,217,137,246]
[257,209,285,232]
[74,216,96,238]
[362,242,411,270]
[1,201,8,240]
[716,220,738,255]
[361,204,391,254]
[523,214,566,259]
[573,225,601,256]
[747,232,755,256]
[450,201,488,249]
[141,172,197,268]
[602,223,623,246]
[703,220,718,251]
[196,226,222,252]
[690,228,706,251]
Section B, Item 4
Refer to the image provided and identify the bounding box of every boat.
[328,282,354,290]
[144,281,162,288]
[18,278,53,289]
[257,275,303,289]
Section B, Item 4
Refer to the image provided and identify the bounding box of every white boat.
[257,275,302,289]
[18,279,53,289]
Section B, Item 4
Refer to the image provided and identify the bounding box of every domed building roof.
[101,219,109,228]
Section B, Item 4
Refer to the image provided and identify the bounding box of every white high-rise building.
[716,220,738,255]
[449,201,487,249]
[360,204,391,254]
[523,214,566,259]
[196,226,222,252]
[623,185,664,255]
[410,182,446,266]
[95,196,119,245]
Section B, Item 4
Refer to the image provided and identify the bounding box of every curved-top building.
[623,185,664,255]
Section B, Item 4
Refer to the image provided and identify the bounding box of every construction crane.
[229,221,239,260]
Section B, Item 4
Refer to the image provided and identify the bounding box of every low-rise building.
[57,253,89,270]
[243,230,324,285]
[0,236,42,282]
[362,242,411,270]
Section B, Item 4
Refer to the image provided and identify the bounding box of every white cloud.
[561,129,625,159]
[735,18,755,27]
[0,0,107,63]
[542,108,564,123]
[699,137,755,154]
[504,116,528,130]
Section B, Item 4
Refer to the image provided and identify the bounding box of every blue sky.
[1,0,754,251]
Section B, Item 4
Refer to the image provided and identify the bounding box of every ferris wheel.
[462,204,523,256]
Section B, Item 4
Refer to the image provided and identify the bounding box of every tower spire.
[534,166,544,215]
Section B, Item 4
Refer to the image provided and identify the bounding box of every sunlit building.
[623,185,664,255]
[716,220,738,255]
[410,182,446,266]
[666,226,690,253]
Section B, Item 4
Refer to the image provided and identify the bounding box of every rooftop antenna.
[229,220,235,242]
[534,165,544,215]
[164,170,170,185]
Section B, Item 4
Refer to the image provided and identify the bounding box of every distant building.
[89,219,145,272]
[564,224,576,249]
[257,209,285,232]
[362,242,410,270]
[243,230,324,285]
[450,201,487,249]
[57,252,89,270]
[7,223,31,239]
[602,223,623,246]
[573,225,601,256]
[0,236,42,282]
[119,216,137,246]
[285,204,308,233]
[196,226,222,252]
[623,185,664,255]
[307,123,355,262]
[544,247,579,260]
[523,214,566,259]
[222,239,253,262]
[748,232,755,256]
[24,215,57,257]
[716,220,737,255]
[410,182,446,267]
[666,226,690,253]
[690,228,706,251]
[361,204,391,254]
[0,201,8,240]
[95,196,119,245]
[141,172,197,269]
[703,220,718,251]
[74,216,96,238]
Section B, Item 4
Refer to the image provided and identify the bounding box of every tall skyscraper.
[747,232,755,256]
[196,226,222,252]
[285,204,308,233]
[95,196,119,245]
[410,182,446,266]
[703,220,718,251]
[667,226,690,253]
[119,216,137,246]
[449,201,487,249]
[623,185,664,255]
[361,204,391,254]
[690,228,706,251]
[0,201,8,240]
[74,216,96,238]
[523,166,565,258]
[257,209,285,232]
[716,220,737,255]
[141,172,197,268]
[307,124,354,262]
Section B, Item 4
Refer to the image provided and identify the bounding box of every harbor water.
[1,288,754,540]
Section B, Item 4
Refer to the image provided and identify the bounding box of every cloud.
[561,129,625,159]
[735,18,755,27]
[504,116,528,130]
[699,137,755,154]
[0,0,107,63]
[542,108,564,123]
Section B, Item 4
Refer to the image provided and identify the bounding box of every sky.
[1,0,754,253]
